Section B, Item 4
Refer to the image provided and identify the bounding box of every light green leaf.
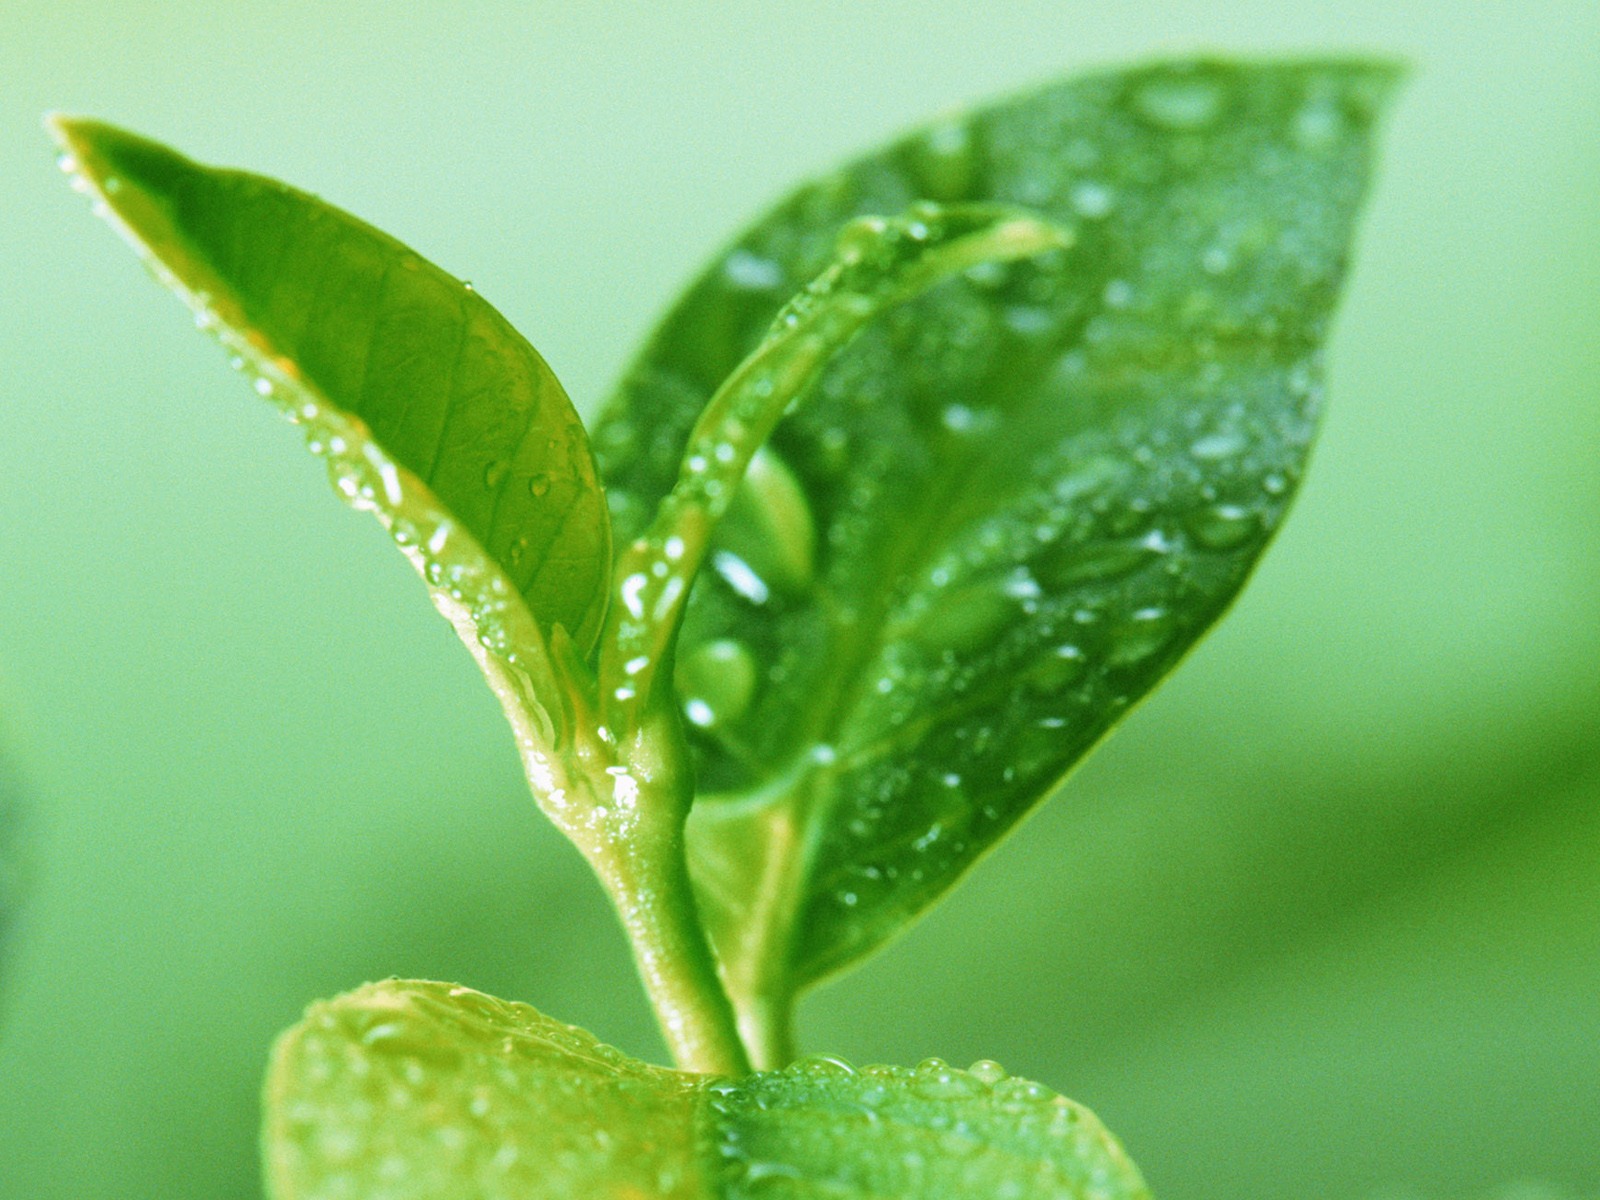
[264,979,1150,1200]
[591,59,1401,1055]
[49,118,611,759]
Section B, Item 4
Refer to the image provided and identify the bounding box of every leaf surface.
[50,119,610,755]
[590,59,1401,1032]
[264,979,1150,1200]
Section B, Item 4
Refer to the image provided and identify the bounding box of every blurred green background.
[1,3,1596,1198]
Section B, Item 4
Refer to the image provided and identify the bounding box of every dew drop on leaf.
[1293,93,1346,150]
[1132,73,1225,130]
[1069,180,1116,219]
[724,249,786,293]
[1026,643,1088,692]
[1034,538,1159,589]
[968,1059,1008,1086]
[1107,607,1174,668]
[677,638,758,730]
[1186,502,1259,551]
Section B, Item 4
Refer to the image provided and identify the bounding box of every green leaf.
[49,118,611,760]
[591,59,1401,1052]
[264,979,1150,1200]
[599,203,1071,727]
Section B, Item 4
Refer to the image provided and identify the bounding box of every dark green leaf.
[264,979,1150,1200]
[599,203,1069,725]
[50,118,611,756]
[591,60,1401,1037]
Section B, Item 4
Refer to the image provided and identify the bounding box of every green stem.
[555,703,750,1077]
[584,205,1072,1071]
[588,825,750,1076]
[735,988,797,1072]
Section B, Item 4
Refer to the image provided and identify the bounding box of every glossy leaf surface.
[264,979,1149,1200]
[50,119,610,754]
[592,60,1400,1019]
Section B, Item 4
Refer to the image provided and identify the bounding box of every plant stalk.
[588,821,751,1077]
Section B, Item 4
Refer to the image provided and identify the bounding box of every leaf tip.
[45,115,198,205]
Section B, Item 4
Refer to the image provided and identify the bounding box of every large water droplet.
[1107,607,1173,667]
[904,575,1017,654]
[677,638,758,730]
[1026,643,1088,692]
[1187,503,1259,551]
[968,1059,1008,1085]
[721,448,816,593]
[1035,538,1159,589]
[913,1062,985,1101]
[796,1053,857,1078]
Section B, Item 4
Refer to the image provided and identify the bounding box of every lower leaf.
[264,980,1150,1200]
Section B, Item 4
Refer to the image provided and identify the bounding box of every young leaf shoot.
[52,54,1399,1198]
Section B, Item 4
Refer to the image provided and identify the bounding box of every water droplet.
[1187,503,1259,551]
[723,249,785,292]
[904,576,1016,653]
[1134,73,1225,131]
[677,638,758,730]
[1003,305,1055,338]
[797,1053,857,1077]
[836,215,891,263]
[941,403,979,433]
[968,1059,1008,1085]
[1070,181,1115,219]
[483,460,509,489]
[527,473,552,497]
[1293,96,1345,150]
[1027,643,1088,691]
[1201,245,1233,275]
[1035,538,1158,589]
[1108,607,1173,667]
[914,1063,984,1100]
[712,551,770,605]
[253,376,273,396]
[1190,430,1247,460]
[722,448,815,592]
[619,573,648,619]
